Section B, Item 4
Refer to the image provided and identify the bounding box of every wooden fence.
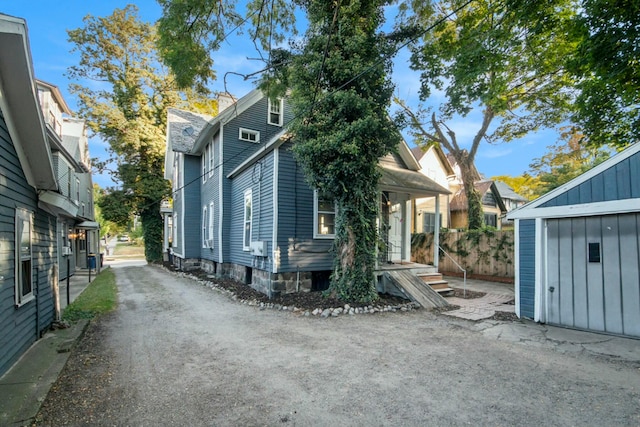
[411,230,514,280]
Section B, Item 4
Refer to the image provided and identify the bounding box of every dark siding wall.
[183,154,201,258]
[0,109,57,377]
[221,96,289,261]
[200,131,220,261]
[228,151,274,267]
[518,220,536,319]
[541,151,640,207]
[276,143,333,272]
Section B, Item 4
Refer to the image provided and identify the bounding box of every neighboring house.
[0,15,61,377]
[412,145,455,232]
[494,180,528,228]
[36,80,99,277]
[0,15,98,378]
[449,180,507,229]
[508,143,640,338]
[165,89,450,297]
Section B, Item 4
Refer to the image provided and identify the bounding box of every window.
[173,213,179,249]
[314,190,336,238]
[482,192,497,207]
[76,178,80,202]
[67,167,72,197]
[202,206,208,247]
[421,212,442,234]
[202,144,208,183]
[243,189,252,250]
[15,209,33,306]
[239,128,260,143]
[268,98,283,126]
[484,213,497,228]
[208,201,214,248]
[208,140,215,178]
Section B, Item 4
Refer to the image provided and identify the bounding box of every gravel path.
[36,264,640,426]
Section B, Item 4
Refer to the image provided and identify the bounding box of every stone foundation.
[171,256,200,271]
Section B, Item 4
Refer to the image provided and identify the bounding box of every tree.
[93,184,122,239]
[567,0,640,148]
[68,6,213,262]
[396,0,578,229]
[527,128,611,196]
[157,0,399,302]
[287,0,400,302]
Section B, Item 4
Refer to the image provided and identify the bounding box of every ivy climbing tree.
[287,1,400,302]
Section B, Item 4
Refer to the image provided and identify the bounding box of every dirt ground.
[34,264,640,426]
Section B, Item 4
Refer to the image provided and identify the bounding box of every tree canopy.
[68,5,215,262]
[396,0,579,228]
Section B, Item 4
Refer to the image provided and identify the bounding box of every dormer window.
[268,98,283,126]
[239,128,260,143]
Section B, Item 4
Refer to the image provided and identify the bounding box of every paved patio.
[441,275,516,321]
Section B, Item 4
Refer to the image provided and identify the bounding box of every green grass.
[112,242,145,257]
[62,268,118,322]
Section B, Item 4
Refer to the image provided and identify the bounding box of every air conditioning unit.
[207,239,214,248]
[61,246,72,256]
[249,241,267,256]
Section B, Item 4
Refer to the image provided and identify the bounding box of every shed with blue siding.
[508,143,640,338]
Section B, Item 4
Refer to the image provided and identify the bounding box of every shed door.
[546,213,640,337]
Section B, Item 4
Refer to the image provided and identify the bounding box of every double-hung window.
[15,209,34,306]
[208,141,215,178]
[268,98,283,126]
[202,205,208,247]
[314,190,336,238]
[203,144,208,183]
[208,202,214,249]
[243,189,252,251]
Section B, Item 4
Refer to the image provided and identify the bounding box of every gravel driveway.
[36,264,640,426]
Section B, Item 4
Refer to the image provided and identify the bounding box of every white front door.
[388,202,403,262]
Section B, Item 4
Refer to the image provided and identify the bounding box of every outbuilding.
[508,143,640,338]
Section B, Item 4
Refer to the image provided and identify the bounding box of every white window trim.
[239,128,260,143]
[15,208,34,307]
[268,98,284,127]
[243,189,252,251]
[202,145,208,183]
[202,205,208,247]
[208,201,214,249]
[208,140,215,178]
[314,190,336,239]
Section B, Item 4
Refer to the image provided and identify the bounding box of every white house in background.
[412,145,455,233]
[494,180,528,228]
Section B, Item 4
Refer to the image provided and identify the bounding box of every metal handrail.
[438,245,467,297]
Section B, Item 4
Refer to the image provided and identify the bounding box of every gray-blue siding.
[228,151,275,267]
[541,151,640,207]
[276,143,333,272]
[0,109,57,377]
[183,155,202,258]
[220,96,291,262]
[200,131,220,261]
[518,219,535,319]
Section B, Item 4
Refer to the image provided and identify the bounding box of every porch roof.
[379,165,450,197]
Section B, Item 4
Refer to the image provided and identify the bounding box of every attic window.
[482,192,497,207]
[268,98,283,126]
[239,128,260,143]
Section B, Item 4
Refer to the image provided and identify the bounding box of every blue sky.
[1,1,558,188]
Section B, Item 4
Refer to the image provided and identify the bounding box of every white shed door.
[546,213,640,337]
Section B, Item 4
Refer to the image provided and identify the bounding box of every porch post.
[434,194,440,269]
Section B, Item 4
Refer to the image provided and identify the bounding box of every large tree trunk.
[330,189,379,303]
[458,157,483,230]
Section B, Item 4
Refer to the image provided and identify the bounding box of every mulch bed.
[168,264,411,311]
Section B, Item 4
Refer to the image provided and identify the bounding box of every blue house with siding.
[0,15,61,377]
[508,143,640,338]
[165,89,450,297]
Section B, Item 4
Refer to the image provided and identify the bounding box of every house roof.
[495,181,528,202]
[379,165,450,197]
[0,14,57,190]
[413,144,455,177]
[508,142,640,220]
[35,79,72,115]
[450,180,506,212]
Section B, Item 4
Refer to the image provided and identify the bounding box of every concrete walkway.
[441,275,516,321]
